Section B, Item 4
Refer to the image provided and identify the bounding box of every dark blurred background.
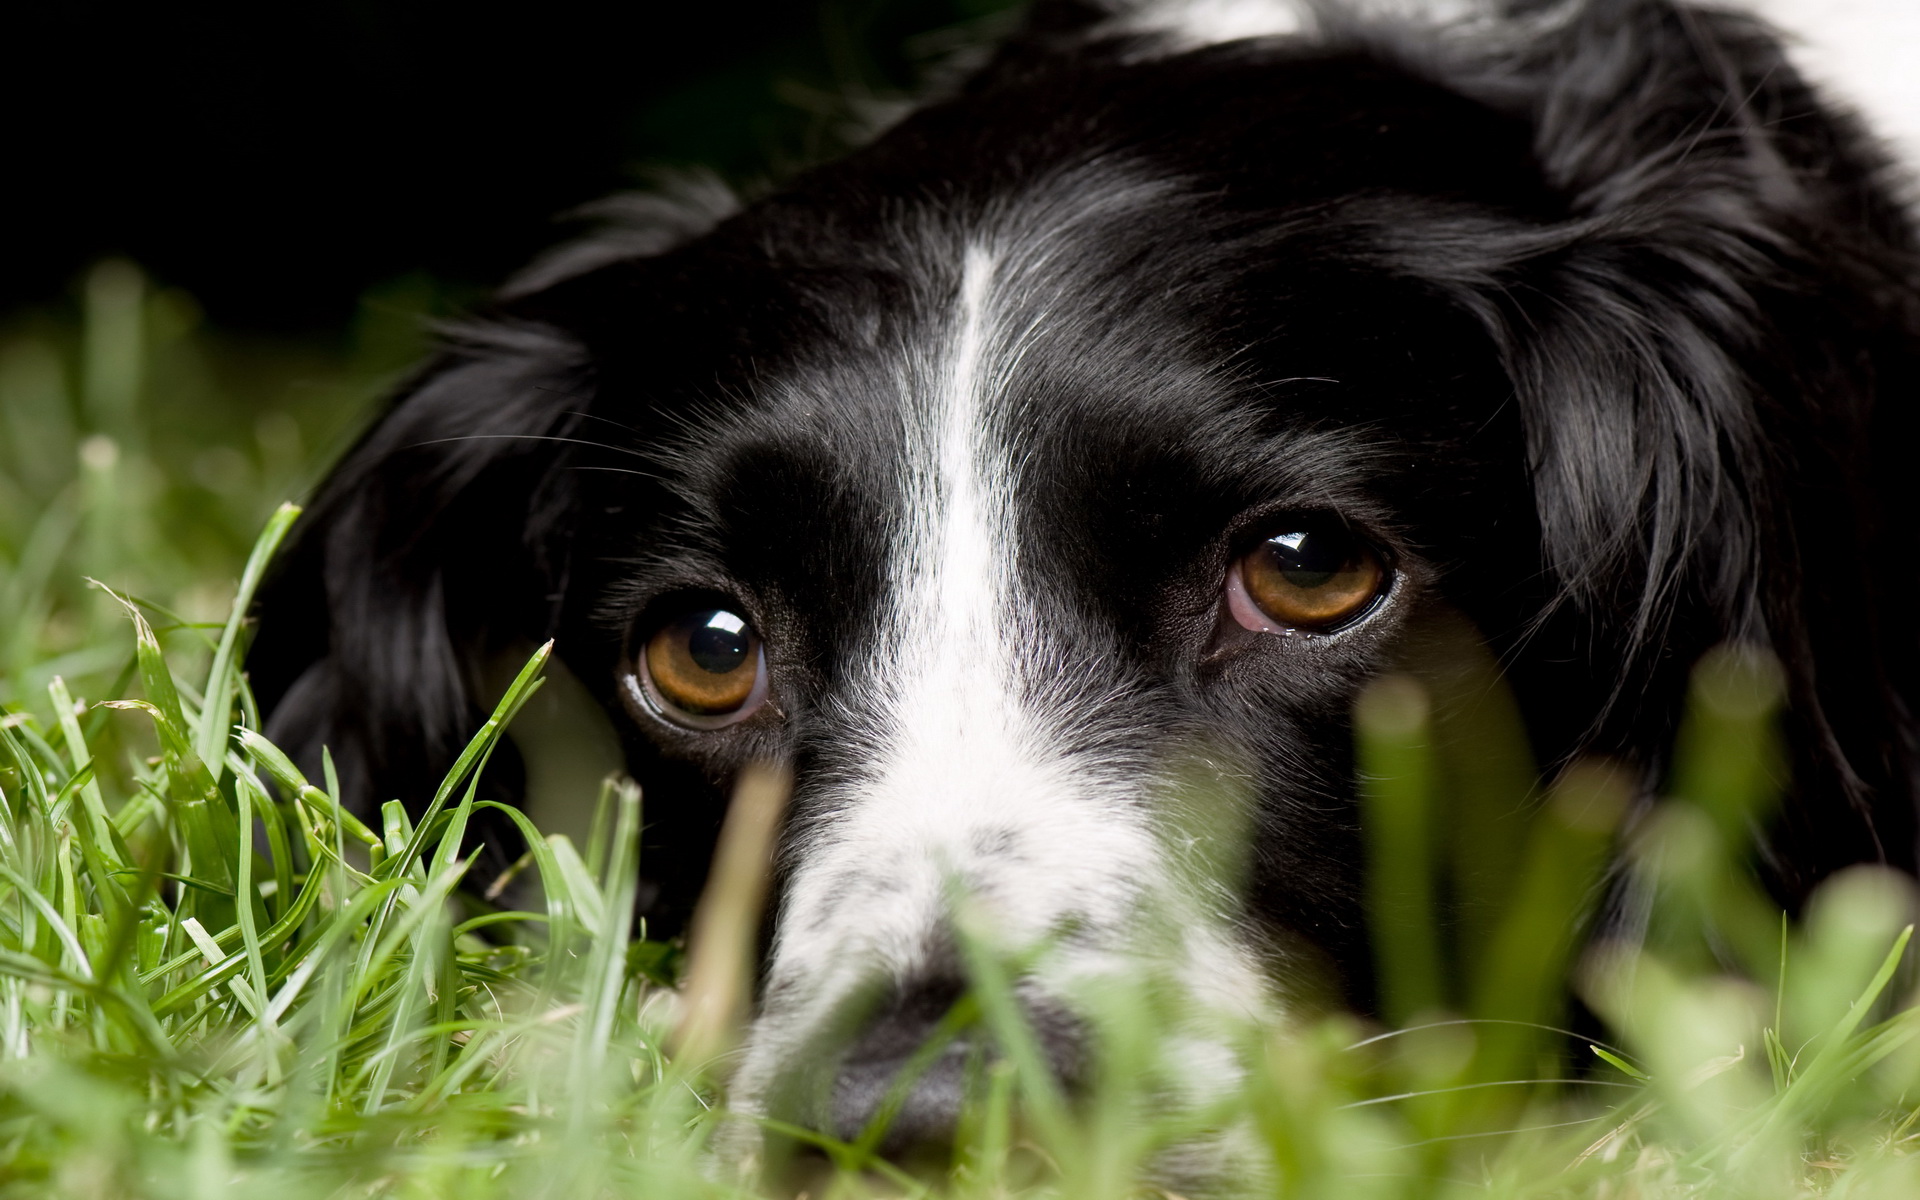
[7,0,1017,332]
[0,0,1017,711]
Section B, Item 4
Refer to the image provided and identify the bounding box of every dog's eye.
[640,607,768,727]
[1228,526,1387,632]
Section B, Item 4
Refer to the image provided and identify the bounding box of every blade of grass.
[673,762,791,1071]
[1356,674,1446,1024]
[192,502,299,783]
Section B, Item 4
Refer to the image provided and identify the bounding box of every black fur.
[252,0,1920,1031]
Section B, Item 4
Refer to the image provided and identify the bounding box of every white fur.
[1097,0,1487,48]
[771,244,1156,990]
[750,243,1159,1034]
[1101,0,1314,44]
[1745,0,1920,175]
[732,186,1271,1112]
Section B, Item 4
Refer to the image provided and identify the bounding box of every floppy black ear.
[249,321,591,812]
[1392,0,1920,881]
[251,176,739,816]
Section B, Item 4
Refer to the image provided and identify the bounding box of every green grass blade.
[1356,674,1446,1024]
[192,501,299,782]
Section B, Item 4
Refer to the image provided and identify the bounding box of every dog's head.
[252,0,1920,1156]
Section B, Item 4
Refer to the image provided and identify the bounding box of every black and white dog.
[252,0,1920,1158]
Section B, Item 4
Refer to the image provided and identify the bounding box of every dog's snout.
[828,978,1087,1159]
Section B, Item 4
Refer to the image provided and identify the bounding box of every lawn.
[3,262,1920,1198]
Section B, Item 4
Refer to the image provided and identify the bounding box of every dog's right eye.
[637,607,769,729]
[1227,525,1388,633]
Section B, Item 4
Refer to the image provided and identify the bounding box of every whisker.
[557,408,647,437]
[1397,1115,1611,1148]
[408,433,652,460]
[568,465,669,482]
[1343,1078,1636,1109]
[1347,1018,1637,1062]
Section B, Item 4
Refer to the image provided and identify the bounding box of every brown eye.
[639,607,768,727]
[1230,526,1387,632]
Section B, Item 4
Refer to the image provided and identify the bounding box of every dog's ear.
[1396,0,1920,874]
[249,321,591,811]
[251,177,739,815]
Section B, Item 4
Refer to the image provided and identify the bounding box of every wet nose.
[828,978,1086,1159]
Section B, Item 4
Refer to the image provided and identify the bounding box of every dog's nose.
[830,978,969,1156]
[828,978,1086,1159]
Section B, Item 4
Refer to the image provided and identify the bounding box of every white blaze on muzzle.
[762,242,1161,1011]
[731,239,1270,1120]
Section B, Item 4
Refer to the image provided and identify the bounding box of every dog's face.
[252,0,1920,1162]
[577,159,1539,1136]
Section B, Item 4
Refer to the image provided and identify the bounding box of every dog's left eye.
[638,607,769,728]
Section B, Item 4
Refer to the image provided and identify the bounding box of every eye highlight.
[1228,525,1387,633]
[639,606,769,728]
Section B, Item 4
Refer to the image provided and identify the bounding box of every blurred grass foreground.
[6,265,1920,1198]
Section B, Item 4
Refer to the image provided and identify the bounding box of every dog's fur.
[252,0,1920,1156]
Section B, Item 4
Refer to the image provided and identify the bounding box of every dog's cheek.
[1188,625,1421,1008]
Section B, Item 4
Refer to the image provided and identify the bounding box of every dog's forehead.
[660,260,1275,614]
[642,197,1490,609]
[584,40,1548,592]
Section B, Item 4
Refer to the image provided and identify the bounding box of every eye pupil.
[687,619,750,674]
[1234,524,1387,631]
[641,605,767,723]
[1268,531,1344,590]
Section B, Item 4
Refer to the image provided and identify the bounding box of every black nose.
[830,978,968,1156]
[828,978,1085,1160]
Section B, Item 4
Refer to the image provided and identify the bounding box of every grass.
[5,264,1920,1197]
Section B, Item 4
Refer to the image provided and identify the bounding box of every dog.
[251,0,1920,1164]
